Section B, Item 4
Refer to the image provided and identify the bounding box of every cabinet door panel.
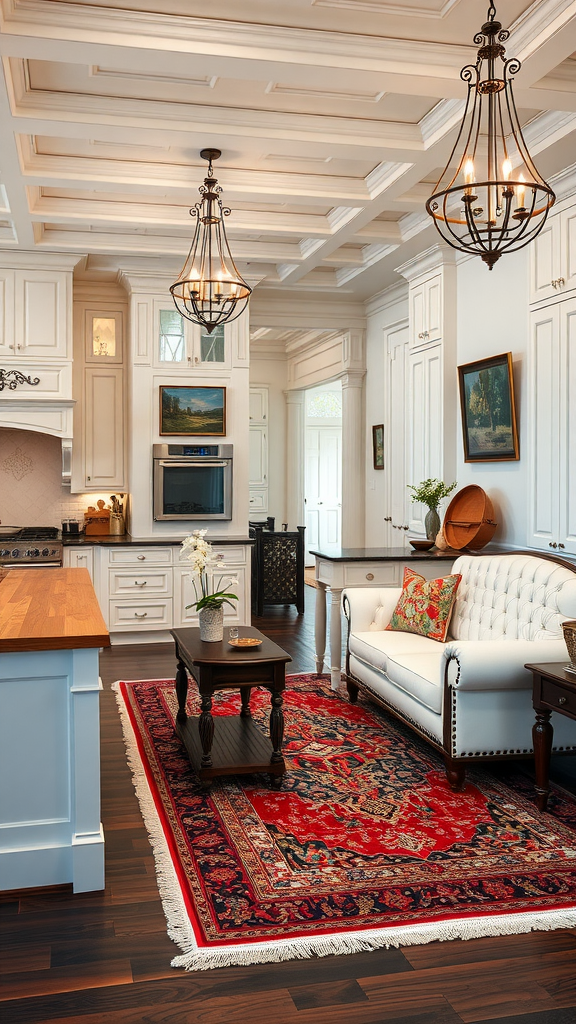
[249,387,268,424]
[410,283,425,346]
[562,208,576,295]
[249,425,267,486]
[426,276,442,342]
[63,547,94,581]
[0,269,14,355]
[84,368,125,489]
[561,300,576,554]
[529,308,559,549]
[530,219,559,303]
[16,271,68,358]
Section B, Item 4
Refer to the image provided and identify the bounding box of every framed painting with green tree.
[458,352,519,462]
[159,386,226,436]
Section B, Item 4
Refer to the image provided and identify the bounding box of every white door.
[305,426,341,561]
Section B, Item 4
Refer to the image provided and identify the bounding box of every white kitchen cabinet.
[71,297,127,493]
[530,208,576,305]
[407,343,443,535]
[96,543,250,639]
[63,546,95,581]
[249,386,268,424]
[409,272,442,348]
[0,267,70,359]
[14,270,70,359]
[249,386,269,514]
[395,248,457,540]
[154,303,231,371]
[528,296,576,554]
[83,367,125,490]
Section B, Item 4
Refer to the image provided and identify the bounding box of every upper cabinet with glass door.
[154,303,230,371]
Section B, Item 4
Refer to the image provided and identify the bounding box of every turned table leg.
[269,691,285,763]
[175,659,188,722]
[533,708,553,812]
[198,691,215,769]
[240,686,252,718]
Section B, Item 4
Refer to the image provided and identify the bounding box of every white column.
[285,389,305,530]
[340,370,365,548]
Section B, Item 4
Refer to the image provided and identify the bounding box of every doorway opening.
[304,381,342,564]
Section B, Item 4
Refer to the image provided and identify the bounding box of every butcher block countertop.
[0,568,110,653]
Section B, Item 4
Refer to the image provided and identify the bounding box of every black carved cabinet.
[250,524,305,616]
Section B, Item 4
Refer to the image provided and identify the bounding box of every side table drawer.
[540,678,576,716]
[343,563,399,587]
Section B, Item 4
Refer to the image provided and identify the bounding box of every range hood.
[0,398,75,485]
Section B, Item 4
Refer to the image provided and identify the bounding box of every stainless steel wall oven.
[153,444,233,521]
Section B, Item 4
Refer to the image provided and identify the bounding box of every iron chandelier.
[426,3,555,269]
[170,149,251,332]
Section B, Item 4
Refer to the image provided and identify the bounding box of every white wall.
[455,250,530,548]
[250,355,287,527]
[363,250,531,550]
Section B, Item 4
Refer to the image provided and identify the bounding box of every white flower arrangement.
[180,529,238,611]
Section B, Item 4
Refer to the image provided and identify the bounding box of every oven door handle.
[157,460,229,468]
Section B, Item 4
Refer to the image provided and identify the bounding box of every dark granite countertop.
[62,534,253,547]
[309,545,460,562]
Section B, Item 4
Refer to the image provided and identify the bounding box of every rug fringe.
[113,679,576,972]
[169,907,576,971]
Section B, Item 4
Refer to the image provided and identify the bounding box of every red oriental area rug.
[114,673,576,971]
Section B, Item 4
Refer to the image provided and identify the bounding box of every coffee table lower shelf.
[175,716,285,786]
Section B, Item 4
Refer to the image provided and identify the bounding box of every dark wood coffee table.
[170,625,292,788]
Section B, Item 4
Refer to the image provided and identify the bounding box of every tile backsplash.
[0,428,117,528]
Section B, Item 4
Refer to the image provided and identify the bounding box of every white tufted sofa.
[343,552,576,790]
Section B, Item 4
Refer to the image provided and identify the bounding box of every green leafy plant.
[181,529,238,611]
[407,478,457,511]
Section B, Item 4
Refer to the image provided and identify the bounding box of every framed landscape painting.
[458,352,519,462]
[159,386,226,436]
[372,424,384,469]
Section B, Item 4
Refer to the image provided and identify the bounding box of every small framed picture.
[372,424,384,470]
[457,352,519,462]
[159,386,226,436]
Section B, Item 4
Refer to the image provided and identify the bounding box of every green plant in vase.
[407,478,457,543]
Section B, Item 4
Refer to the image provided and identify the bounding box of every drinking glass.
[228,627,239,641]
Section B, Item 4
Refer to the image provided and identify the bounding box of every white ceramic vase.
[198,604,224,642]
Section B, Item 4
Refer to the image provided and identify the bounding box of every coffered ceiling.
[0,0,576,307]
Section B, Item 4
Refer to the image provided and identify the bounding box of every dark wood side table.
[527,661,576,811]
[171,625,292,788]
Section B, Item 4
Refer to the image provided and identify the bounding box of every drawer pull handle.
[134,611,148,619]
[558,696,567,705]
[366,572,375,581]
[137,555,146,560]
[135,580,147,586]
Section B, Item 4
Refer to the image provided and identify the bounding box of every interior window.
[200,325,225,362]
[159,309,185,362]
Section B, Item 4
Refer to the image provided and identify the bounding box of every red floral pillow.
[385,567,462,642]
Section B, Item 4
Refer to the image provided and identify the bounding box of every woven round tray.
[443,485,497,550]
[563,621,576,668]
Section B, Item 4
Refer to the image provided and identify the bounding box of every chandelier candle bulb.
[426,3,555,268]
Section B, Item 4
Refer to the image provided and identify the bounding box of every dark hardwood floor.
[2,587,576,1024]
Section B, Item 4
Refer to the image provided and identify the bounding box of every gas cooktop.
[0,526,62,564]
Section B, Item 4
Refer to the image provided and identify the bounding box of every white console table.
[312,547,457,690]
